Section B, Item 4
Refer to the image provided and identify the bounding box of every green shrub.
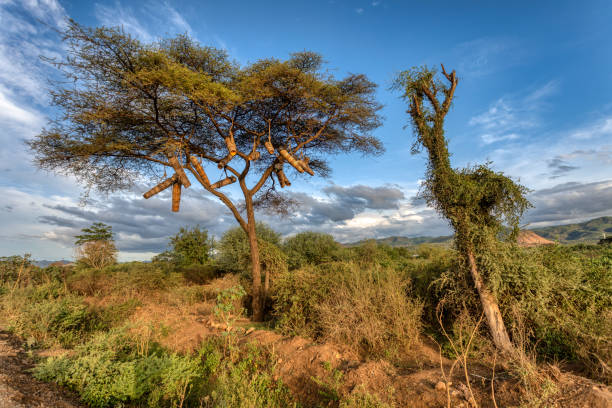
[216,223,281,274]
[283,232,342,270]
[273,262,423,359]
[34,328,201,407]
[429,243,612,382]
[1,283,106,348]
[340,387,394,408]
[179,263,219,285]
[35,328,296,408]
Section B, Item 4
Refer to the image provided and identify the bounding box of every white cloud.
[95,0,194,42]
[355,8,364,14]
[452,37,525,78]
[469,81,558,144]
[95,1,154,41]
[0,87,41,126]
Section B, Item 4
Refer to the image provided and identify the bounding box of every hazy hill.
[531,216,612,244]
[348,216,612,247]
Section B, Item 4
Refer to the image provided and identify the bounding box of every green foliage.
[28,21,383,196]
[0,283,107,348]
[75,222,114,245]
[34,328,201,408]
[216,223,282,274]
[273,262,422,359]
[311,361,344,404]
[213,285,247,327]
[340,387,394,408]
[35,328,296,408]
[0,254,34,283]
[165,225,214,267]
[283,232,342,270]
[428,243,612,381]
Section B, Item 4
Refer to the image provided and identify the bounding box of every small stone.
[245,327,255,335]
[435,381,446,392]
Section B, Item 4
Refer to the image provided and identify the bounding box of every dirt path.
[0,330,85,408]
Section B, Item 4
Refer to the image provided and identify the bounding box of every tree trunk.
[466,249,514,354]
[245,210,264,322]
[263,267,270,310]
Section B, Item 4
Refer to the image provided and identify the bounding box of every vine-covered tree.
[28,21,383,320]
[394,65,531,353]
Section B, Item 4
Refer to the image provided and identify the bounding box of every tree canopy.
[74,222,114,245]
[27,20,383,321]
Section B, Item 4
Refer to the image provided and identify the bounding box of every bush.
[283,232,342,270]
[157,225,215,267]
[428,243,612,382]
[273,262,423,359]
[75,240,117,270]
[216,223,281,274]
[179,263,219,285]
[34,328,296,408]
[0,283,106,348]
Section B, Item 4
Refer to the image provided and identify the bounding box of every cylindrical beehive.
[279,149,304,173]
[225,135,237,156]
[276,169,290,187]
[143,174,177,199]
[247,151,261,161]
[264,141,275,155]
[187,155,210,186]
[168,156,191,188]
[297,159,315,176]
[171,182,181,212]
[210,176,237,189]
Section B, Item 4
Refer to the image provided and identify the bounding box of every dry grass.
[316,266,423,359]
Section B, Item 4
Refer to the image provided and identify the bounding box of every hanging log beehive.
[210,176,237,189]
[187,155,210,186]
[279,149,304,173]
[297,158,315,176]
[277,169,291,187]
[225,134,237,156]
[264,141,275,155]
[172,182,181,212]
[247,150,261,161]
[168,156,191,188]
[143,174,178,199]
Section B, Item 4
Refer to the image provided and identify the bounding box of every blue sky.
[1,0,611,261]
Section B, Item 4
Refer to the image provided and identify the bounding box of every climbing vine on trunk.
[394,65,531,353]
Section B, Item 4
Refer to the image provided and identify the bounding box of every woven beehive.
[247,150,261,161]
[210,176,237,189]
[264,141,275,155]
[172,182,181,212]
[297,159,314,176]
[143,174,177,199]
[276,168,290,187]
[187,156,210,186]
[225,135,237,156]
[168,156,191,188]
[279,149,304,172]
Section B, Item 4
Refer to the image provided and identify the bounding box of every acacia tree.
[28,22,382,320]
[394,65,531,353]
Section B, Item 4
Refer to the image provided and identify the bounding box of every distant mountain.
[347,235,452,248]
[34,260,72,268]
[347,216,612,248]
[531,216,612,244]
